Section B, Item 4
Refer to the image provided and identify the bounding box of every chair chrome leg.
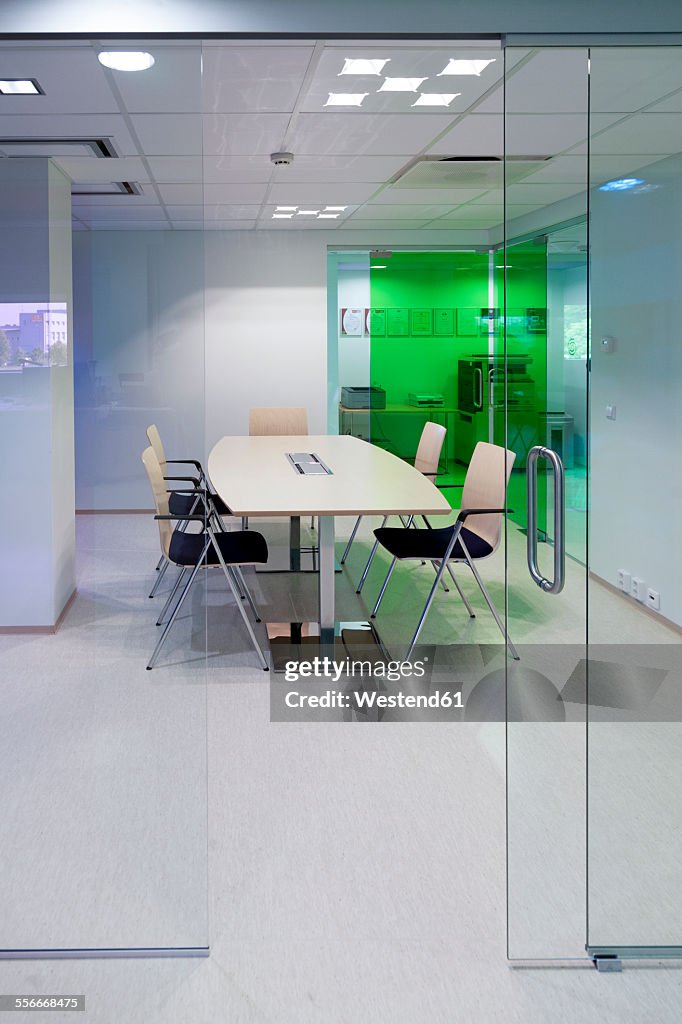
[233,566,261,622]
[154,555,164,571]
[207,530,269,671]
[405,557,452,661]
[446,563,476,617]
[465,555,519,660]
[340,515,362,564]
[370,557,397,618]
[156,567,186,626]
[149,557,169,598]
[147,542,210,670]
[242,517,248,530]
[430,560,450,593]
[356,516,387,593]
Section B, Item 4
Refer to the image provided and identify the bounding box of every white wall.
[591,152,682,625]
[75,226,485,508]
[0,159,75,627]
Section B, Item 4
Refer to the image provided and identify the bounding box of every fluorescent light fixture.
[98,51,155,72]
[598,177,644,192]
[297,210,320,215]
[0,79,42,95]
[318,213,339,219]
[324,206,347,211]
[379,77,426,92]
[370,264,387,269]
[325,93,368,107]
[272,213,294,219]
[339,58,389,76]
[438,58,496,76]
[275,205,298,211]
[412,93,459,107]
[495,264,514,268]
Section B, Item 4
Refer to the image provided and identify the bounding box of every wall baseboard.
[76,509,153,515]
[589,572,682,637]
[0,588,77,635]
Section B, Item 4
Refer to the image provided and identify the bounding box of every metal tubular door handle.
[474,367,483,410]
[526,445,565,594]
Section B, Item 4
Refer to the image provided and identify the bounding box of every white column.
[0,159,75,628]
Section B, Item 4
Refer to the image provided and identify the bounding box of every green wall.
[365,247,548,525]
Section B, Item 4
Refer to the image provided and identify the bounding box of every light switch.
[606,405,617,420]
[601,335,616,353]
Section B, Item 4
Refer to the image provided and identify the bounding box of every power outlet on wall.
[647,589,661,611]
[631,576,646,602]
[617,569,631,592]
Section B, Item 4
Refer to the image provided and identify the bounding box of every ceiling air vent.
[390,155,552,190]
[0,137,118,159]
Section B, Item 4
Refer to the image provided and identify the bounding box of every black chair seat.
[373,524,493,562]
[169,490,230,517]
[169,528,268,567]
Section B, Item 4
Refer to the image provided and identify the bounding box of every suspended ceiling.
[0,39,681,232]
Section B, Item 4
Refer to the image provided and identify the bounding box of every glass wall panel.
[587,46,682,959]
[0,38,208,954]
[504,45,590,960]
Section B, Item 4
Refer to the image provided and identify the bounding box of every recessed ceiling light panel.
[98,51,155,72]
[379,77,426,92]
[318,213,339,219]
[339,58,389,76]
[324,206,347,211]
[438,58,496,76]
[272,213,294,219]
[275,206,298,211]
[0,79,42,95]
[297,210,320,215]
[412,93,459,107]
[324,93,367,107]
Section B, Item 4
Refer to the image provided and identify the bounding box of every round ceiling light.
[98,51,155,72]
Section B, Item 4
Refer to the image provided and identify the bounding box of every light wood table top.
[207,434,451,518]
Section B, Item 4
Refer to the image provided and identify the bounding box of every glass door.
[504,44,591,961]
[586,45,682,963]
[505,40,682,966]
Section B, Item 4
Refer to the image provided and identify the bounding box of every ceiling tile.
[147,156,204,182]
[589,113,682,156]
[371,185,487,205]
[202,46,314,112]
[0,46,118,115]
[270,153,412,183]
[288,112,455,156]
[164,205,205,220]
[204,205,263,220]
[267,182,377,205]
[591,50,682,113]
[203,182,268,204]
[131,113,202,156]
[112,46,203,114]
[157,183,204,204]
[350,203,454,220]
[492,50,589,114]
[203,112,291,155]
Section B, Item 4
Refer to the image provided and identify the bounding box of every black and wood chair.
[142,446,270,671]
[368,441,519,660]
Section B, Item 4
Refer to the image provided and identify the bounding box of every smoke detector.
[271,151,294,166]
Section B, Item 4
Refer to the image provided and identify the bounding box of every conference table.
[207,434,451,666]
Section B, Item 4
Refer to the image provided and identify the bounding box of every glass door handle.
[473,367,483,410]
[526,445,565,594]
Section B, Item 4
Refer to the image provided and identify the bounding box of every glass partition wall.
[505,44,682,964]
[0,39,209,956]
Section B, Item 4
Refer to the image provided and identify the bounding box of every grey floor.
[0,513,681,1023]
